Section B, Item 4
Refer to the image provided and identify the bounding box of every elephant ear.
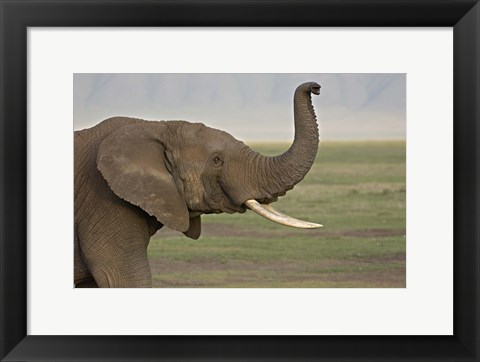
[97,124,190,232]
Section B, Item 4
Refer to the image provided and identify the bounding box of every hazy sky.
[74,73,406,141]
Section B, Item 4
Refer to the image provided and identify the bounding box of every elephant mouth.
[311,86,321,95]
[201,204,246,215]
[202,191,247,215]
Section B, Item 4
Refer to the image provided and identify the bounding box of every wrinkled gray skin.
[74,82,321,287]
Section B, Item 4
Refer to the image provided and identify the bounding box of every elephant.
[74,81,322,288]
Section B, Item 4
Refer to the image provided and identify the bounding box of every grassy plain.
[148,141,406,288]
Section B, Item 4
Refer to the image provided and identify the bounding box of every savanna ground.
[148,141,406,288]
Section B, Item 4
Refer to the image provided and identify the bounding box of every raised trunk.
[266,82,320,193]
[239,82,320,204]
[237,82,322,228]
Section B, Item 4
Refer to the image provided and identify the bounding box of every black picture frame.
[1,1,479,361]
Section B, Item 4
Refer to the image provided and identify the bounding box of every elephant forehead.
[178,126,238,158]
[184,124,235,144]
[182,144,209,160]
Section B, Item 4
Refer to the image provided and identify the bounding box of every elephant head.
[96,82,322,239]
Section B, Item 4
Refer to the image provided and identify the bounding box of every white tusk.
[244,199,323,229]
[261,203,323,228]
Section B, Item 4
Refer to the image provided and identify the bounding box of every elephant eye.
[212,154,224,167]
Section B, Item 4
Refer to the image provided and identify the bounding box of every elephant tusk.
[244,199,323,229]
[261,203,323,228]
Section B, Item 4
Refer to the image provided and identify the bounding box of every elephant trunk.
[240,82,322,228]
[265,82,321,193]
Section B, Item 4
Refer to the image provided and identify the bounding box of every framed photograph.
[72,73,406,290]
[1,0,479,361]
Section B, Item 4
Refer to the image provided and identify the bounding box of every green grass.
[148,141,406,288]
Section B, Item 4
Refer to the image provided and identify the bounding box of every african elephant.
[74,81,322,288]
